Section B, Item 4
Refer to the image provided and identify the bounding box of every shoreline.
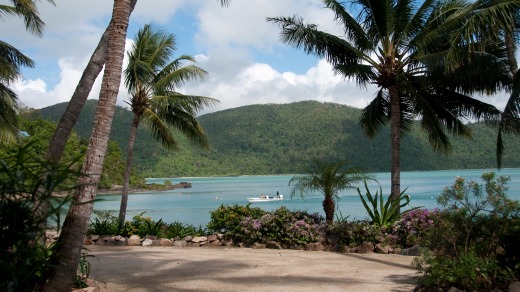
[97,182,192,196]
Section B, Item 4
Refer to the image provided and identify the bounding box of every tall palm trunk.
[389,85,401,211]
[118,113,140,225]
[45,0,137,164]
[41,0,131,290]
[322,195,335,224]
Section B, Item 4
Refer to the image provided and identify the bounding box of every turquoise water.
[93,168,520,227]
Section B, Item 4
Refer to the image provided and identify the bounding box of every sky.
[2,0,509,115]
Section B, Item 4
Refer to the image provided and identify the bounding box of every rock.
[496,246,506,255]
[97,237,115,246]
[217,233,225,240]
[152,240,162,246]
[160,239,172,246]
[207,234,218,242]
[46,230,59,240]
[447,287,463,292]
[90,235,99,242]
[145,235,157,240]
[184,235,193,242]
[341,246,350,253]
[84,238,95,245]
[209,239,221,246]
[115,239,127,246]
[129,235,140,240]
[349,246,358,253]
[510,282,520,292]
[252,243,266,249]
[305,242,324,251]
[191,236,208,243]
[113,235,123,241]
[400,245,421,256]
[173,240,187,247]
[127,237,141,246]
[374,243,390,254]
[266,241,283,250]
[357,242,374,254]
[327,234,340,245]
[392,247,401,254]
[142,239,153,246]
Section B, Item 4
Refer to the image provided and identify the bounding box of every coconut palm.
[289,160,372,224]
[0,0,54,144]
[42,0,132,290]
[118,24,218,224]
[269,0,502,209]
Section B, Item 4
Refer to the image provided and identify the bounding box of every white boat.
[247,194,284,202]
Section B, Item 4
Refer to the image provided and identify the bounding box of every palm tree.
[45,0,137,164]
[0,0,55,144]
[289,160,371,224]
[268,0,501,208]
[118,24,218,224]
[42,0,132,290]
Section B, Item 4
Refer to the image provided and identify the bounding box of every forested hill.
[36,100,520,177]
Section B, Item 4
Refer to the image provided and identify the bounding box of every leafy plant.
[0,143,83,291]
[415,172,520,290]
[207,204,266,236]
[73,247,95,289]
[88,210,118,236]
[357,180,420,227]
[237,206,326,247]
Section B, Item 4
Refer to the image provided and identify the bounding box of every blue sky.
[2,0,508,114]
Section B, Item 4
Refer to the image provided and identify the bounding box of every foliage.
[161,222,206,239]
[207,204,266,236]
[357,180,420,227]
[73,247,94,289]
[37,100,520,177]
[119,212,164,238]
[415,172,520,290]
[389,209,438,248]
[236,206,326,247]
[0,143,82,291]
[327,220,384,247]
[289,159,372,223]
[88,210,118,236]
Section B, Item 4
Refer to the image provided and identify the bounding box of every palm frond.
[360,90,390,137]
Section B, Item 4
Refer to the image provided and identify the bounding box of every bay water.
[93,168,520,227]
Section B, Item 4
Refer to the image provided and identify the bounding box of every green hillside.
[35,100,520,177]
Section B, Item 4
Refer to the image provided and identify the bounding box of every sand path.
[87,245,418,291]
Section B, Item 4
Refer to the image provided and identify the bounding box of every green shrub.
[415,172,520,290]
[327,220,386,247]
[357,180,419,227]
[0,143,82,291]
[207,204,266,235]
[88,210,118,236]
[161,222,207,239]
[237,206,325,247]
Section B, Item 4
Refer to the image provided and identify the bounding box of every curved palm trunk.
[322,195,335,224]
[389,85,401,211]
[41,0,131,290]
[118,113,140,225]
[45,0,137,164]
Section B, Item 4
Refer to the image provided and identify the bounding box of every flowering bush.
[207,204,266,236]
[389,208,438,247]
[237,206,326,247]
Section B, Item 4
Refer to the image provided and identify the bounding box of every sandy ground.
[87,245,419,292]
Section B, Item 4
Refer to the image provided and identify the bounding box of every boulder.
[447,287,463,292]
[145,235,157,240]
[184,235,193,242]
[97,237,115,246]
[349,246,358,253]
[217,233,225,240]
[173,240,187,247]
[160,239,172,246]
[399,245,421,256]
[209,239,221,246]
[142,239,153,246]
[252,243,266,249]
[115,239,127,246]
[374,243,390,254]
[266,241,283,250]
[509,282,520,292]
[127,235,141,246]
[392,247,402,254]
[152,240,162,246]
[305,242,324,251]
[191,236,208,243]
[207,234,218,242]
[357,242,374,254]
[90,235,100,242]
[83,238,95,245]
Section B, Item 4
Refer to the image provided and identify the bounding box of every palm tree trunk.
[118,113,140,225]
[322,195,335,224]
[41,0,132,290]
[45,0,137,164]
[389,85,401,211]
